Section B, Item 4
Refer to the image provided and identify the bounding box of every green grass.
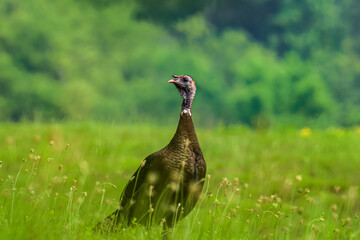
[0,122,360,239]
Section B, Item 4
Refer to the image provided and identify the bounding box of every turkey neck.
[167,114,200,151]
[181,89,195,115]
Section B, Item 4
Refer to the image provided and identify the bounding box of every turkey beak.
[168,79,177,84]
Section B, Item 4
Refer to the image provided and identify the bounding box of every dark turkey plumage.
[96,74,206,231]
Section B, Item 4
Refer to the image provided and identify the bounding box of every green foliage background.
[1,0,359,127]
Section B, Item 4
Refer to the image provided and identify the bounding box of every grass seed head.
[295,175,302,182]
[149,185,154,196]
[147,172,158,184]
[170,182,179,192]
[49,140,54,146]
[160,218,166,227]
[66,144,69,150]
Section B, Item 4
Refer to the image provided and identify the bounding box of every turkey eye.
[183,77,189,82]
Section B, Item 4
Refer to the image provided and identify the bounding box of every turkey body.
[97,75,206,231]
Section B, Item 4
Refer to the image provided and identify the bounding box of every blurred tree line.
[0,0,359,127]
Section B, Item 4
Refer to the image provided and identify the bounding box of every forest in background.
[0,0,359,127]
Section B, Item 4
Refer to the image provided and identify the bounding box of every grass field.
[0,123,360,239]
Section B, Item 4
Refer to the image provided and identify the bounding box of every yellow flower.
[300,127,311,137]
[355,126,360,134]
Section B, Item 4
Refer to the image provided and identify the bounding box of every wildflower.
[297,207,303,215]
[334,186,341,193]
[207,175,211,180]
[49,140,54,146]
[244,183,249,189]
[83,192,87,197]
[66,144,70,150]
[299,218,304,225]
[334,228,340,233]
[331,204,337,211]
[295,175,302,182]
[30,148,35,153]
[290,206,297,213]
[222,177,228,184]
[311,225,319,233]
[300,127,311,137]
[234,178,239,186]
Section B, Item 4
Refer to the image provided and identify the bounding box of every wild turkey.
[96,74,206,231]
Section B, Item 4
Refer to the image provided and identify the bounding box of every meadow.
[0,123,359,239]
